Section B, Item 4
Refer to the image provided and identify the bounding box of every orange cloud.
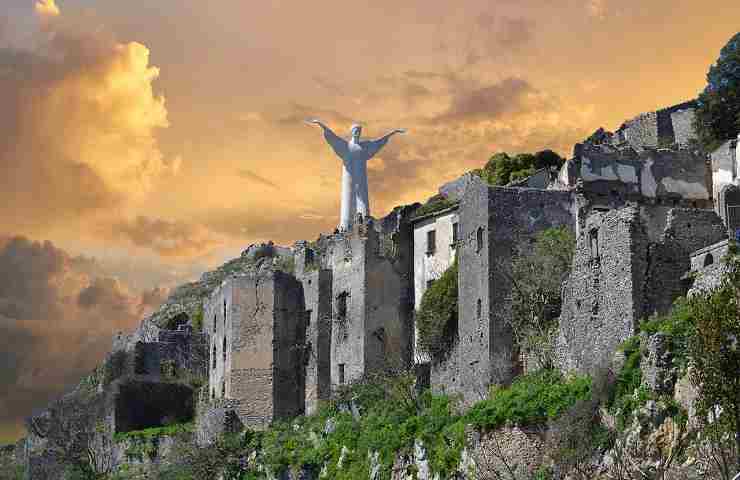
[34,0,60,18]
[0,1,176,236]
[110,216,225,259]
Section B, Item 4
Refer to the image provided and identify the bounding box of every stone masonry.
[557,204,726,373]
[326,214,413,387]
[202,267,306,429]
[431,177,575,403]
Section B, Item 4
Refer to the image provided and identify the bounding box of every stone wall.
[557,206,648,373]
[569,143,711,208]
[326,213,414,387]
[619,111,659,152]
[612,101,696,152]
[670,108,697,146]
[431,177,575,403]
[299,268,333,415]
[557,204,726,373]
[203,268,306,429]
[643,209,727,315]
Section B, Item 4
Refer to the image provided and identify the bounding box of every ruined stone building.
[20,98,740,473]
[202,268,306,429]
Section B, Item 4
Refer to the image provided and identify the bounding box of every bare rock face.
[640,333,677,396]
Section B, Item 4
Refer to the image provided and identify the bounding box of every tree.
[688,251,740,475]
[509,227,575,371]
[473,150,566,186]
[695,32,740,152]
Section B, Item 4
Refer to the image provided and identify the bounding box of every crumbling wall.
[643,209,726,315]
[670,108,697,146]
[299,268,332,415]
[203,269,306,429]
[573,143,711,208]
[326,214,414,387]
[557,206,648,373]
[558,204,726,374]
[432,176,575,403]
[620,111,658,152]
[328,226,368,386]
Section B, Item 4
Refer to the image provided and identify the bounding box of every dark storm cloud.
[0,235,167,440]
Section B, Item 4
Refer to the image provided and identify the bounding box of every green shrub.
[113,422,194,443]
[416,260,458,358]
[465,370,591,431]
[275,256,295,274]
[472,150,565,186]
[640,299,695,373]
[192,305,204,333]
[412,194,457,219]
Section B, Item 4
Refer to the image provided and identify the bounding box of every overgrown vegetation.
[467,370,591,431]
[114,423,194,463]
[191,304,204,333]
[509,226,575,370]
[154,370,592,480]
[411,194,457,219]
[416,259,458,358]
[695,32,740,152]
[472,150,565,187]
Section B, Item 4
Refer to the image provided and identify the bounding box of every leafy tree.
[688,252,740,474]
[509,227,575,370]
[416,259,458,359]
[695,32,740,152]
[472,150,565,186]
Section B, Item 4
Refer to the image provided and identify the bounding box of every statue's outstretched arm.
[305,119,348,158]
[361,129,406,158]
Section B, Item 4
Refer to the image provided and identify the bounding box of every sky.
[0,0,738,442]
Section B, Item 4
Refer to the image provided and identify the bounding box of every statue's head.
[350,124,362,140]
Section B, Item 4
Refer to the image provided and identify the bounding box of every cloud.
[0,235,165,439]
[34,0,60,18]
[587,0,608,19]
[110,216,224,259]
[237,169,280,190]
[278,103,357,128]
[0,2,177,235]
[436,77,536,123]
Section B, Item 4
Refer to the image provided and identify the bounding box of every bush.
[412,194,457,218]
[472,150,565,186]
[465,370,591,431]
[416,259,458,358]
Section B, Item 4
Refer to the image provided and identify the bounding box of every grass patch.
[466,370,591,431]
[113,422,194,443]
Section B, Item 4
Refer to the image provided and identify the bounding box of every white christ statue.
[305,119,406,231]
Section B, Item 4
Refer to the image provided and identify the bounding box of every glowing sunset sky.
[0,0,738,441]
